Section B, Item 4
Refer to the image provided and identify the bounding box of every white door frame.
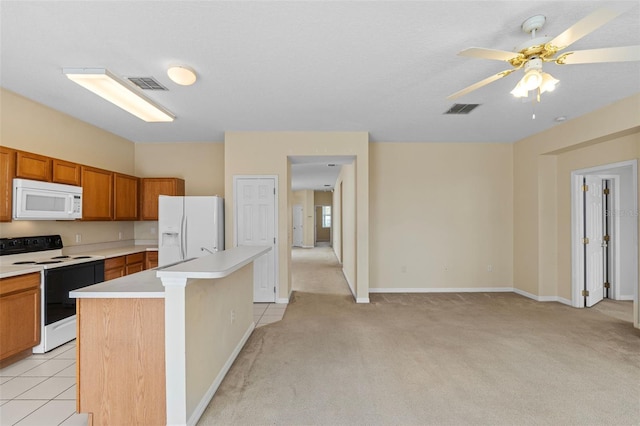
[571,160,638,308]
[233,175,279,302]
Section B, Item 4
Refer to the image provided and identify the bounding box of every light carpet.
[198,246,640,425]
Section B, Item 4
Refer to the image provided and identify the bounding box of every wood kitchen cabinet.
[140,178,185,220]
[104,252,145,280]
[15,151,51,182]
[0,273,40,365]
[81,166,113,221]
[125,252,144,275]
[0,146,16,222]
[52,159,82,186]
[104,256,126,281]
[145,251,158,270]
[113,173,139,221]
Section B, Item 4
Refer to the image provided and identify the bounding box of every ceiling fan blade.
[548,8,621,50]
[447,70,516,100]
[557,45,640,64]
[458,47,521,62]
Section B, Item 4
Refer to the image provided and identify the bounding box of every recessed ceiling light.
[167,66,197,86]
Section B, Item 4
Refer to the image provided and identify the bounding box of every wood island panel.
[77,297,166,426]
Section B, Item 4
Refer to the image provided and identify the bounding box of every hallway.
[291,245,351,296]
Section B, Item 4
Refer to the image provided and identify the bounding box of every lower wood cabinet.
[125,252,144,275]
[0,273,40,364]
[104,252,147,281]
[145,251,158,270]
[104,256,126,281]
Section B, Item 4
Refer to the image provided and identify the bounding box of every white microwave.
[13,178,83,220]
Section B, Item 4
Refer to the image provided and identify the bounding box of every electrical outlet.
[487,265,493,272]
[75,234,82,243]
[118,231,123,240]
[230,310,235,324]
[150,227,156,235]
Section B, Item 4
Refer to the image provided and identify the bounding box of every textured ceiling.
[1,1,639,189]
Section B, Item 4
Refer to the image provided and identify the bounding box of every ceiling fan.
[447,8,640,101]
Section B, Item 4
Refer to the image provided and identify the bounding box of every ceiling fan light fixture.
[510,79,529,98]
[522,69,543,91]
[539,72,559,93]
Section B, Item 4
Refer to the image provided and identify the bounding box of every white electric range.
[0,235,105,353]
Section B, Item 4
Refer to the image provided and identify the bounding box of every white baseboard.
[618,295,635,301]
[187,322,255,426]
[356,297,370,303]
[512,288,572,306]
[369,287,513,293]
[368,287,574,306]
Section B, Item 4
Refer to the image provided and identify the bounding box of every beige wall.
[224,132,369,302]
[369,142,514,290]
[513,93,640,327]
[134,142,224,241]
[0,88,136,246]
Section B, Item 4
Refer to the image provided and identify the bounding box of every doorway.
[571,160,638,308]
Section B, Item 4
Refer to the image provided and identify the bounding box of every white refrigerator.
[158,195,224,267]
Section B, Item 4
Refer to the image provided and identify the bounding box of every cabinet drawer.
[126,252,144,264]
[104,267,125,281]
[104,256,126,270]
[126,263,144,275]
[0,273,40,297]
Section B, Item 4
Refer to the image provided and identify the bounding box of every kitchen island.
[70,245,270,426]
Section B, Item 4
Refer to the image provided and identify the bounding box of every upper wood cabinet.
[0,147,16,222]
[52,159,82,186]
[140,178,185,220]
[16,151,51,182]
[113,173,139,221]
[81,166,113,221]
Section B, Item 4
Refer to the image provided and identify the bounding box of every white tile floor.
[0,341,87,426]
[0,303,286,425]
[253,302,287,327]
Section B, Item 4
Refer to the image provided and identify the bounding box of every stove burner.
[51,255,70,259]
[73,256,93,259]
[36,260,63,264]
[13,261,37,265]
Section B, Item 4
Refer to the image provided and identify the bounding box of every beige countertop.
[71,246,271,298]
[0,265,43,280]
[76,245,157,259]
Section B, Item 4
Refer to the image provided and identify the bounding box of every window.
[322,206,331,228]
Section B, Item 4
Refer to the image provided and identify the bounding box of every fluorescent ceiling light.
[63,68,175,122]
[167,66,197,86]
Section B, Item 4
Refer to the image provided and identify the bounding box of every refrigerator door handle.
[181,214,187,260]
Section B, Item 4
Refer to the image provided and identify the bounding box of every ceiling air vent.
[444,103,480,114]
[128,77,168,91]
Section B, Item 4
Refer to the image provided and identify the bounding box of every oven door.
[44,260,105,325]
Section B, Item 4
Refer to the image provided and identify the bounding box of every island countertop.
[70,246,270,298]
[156,245,271,281]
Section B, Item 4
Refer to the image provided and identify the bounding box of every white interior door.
[235,177,277,302]
[584,176,605,307]
[292,204,303,247]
